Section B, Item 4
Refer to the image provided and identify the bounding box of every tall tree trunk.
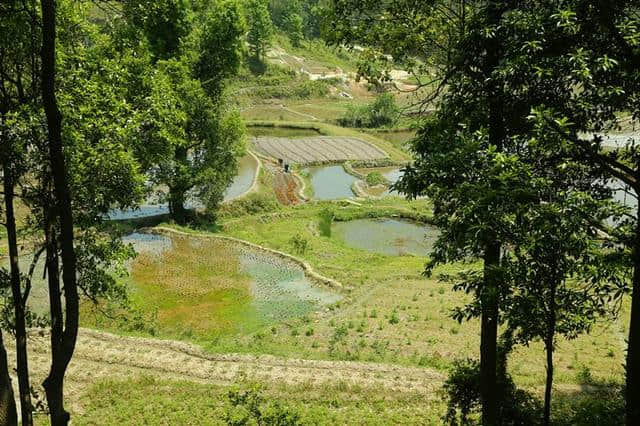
[480,4,507,424]
[2,167,33,426]
[481,241,500,426]
[0,331,17,426]
[626,209,640,425]
[40,1,79,424]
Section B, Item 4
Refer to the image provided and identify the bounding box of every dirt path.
[6,328,444,413]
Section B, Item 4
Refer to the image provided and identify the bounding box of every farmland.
[252,136,388,164]
[2,2,634,424]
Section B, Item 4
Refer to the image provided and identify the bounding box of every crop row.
[252,136,388,164]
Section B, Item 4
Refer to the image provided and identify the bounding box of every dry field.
[252,136,388,164]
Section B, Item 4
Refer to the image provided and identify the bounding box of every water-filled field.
[305,165,357,200]
[333,218,439,256]
[126,233,341,337]
[223,155,259,201]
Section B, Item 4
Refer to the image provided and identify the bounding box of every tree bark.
[0,331,17,426]
[626,208,640,425]
[168,146,190,224]
[40,1,79,424]
[480,4,507,424]
[2,167,33,426]
[481,241,501,426]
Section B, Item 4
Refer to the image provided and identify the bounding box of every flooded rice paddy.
[305,165,357,200]
[128,233,341,335]
[223,155,259,201]
[333,218,439,256]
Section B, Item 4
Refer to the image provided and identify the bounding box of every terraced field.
[252,136,388,164]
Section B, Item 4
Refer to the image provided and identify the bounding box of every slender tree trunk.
[169,146,190,224]
[481,241,500,426]
[0,331,17,426]
[2,167,33,426]
[543,283,557,426]
[480,4,507,424]
[40,1,79,424]
[626,208,640,425]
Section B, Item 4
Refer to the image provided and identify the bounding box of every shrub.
[337,93,399,128]
[289,234,309,255]
[219,193,280,218]
[224,384,301,426]
[443,358,542,425]
[318,208,334,237]
[365,171,386,186]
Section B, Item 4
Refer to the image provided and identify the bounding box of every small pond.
[306,165,357,200]
[333,218,439,256]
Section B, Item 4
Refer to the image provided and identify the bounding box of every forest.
[1,0,639,425]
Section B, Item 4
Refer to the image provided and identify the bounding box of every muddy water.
[223,155,258,201]
[306,165,357,200]
[333,218,439,256]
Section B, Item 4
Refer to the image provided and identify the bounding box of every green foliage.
[365,171,386,186]
[194,0,246,98]
[443,358,542,425]
[318,208,334,237]
[289,234,309,255]
[337,93,399,128]
[219,193,280,218]
[123,0,191,60]
[224,384,301,426]
[245,0,274,64]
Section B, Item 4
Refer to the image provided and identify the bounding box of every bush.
[554,386,624,426]
[337,93,399,128]
[289,234,309,255]
[224,384,301,426]
[318,208,334,237]
[365,171,386,186]
[443,358,542,425]
[219,193,280,218]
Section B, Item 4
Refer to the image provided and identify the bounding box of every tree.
[506,2,640,423]
[148,60,246,221]
[40,0,80,422]
[0,1,43,423]
[121,0,246,222]
[123,0,191,61]
[246,0,274,65]
[504,194,619,425]
[329,2,525,423]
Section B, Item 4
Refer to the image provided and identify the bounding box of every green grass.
[66,376,445,426]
